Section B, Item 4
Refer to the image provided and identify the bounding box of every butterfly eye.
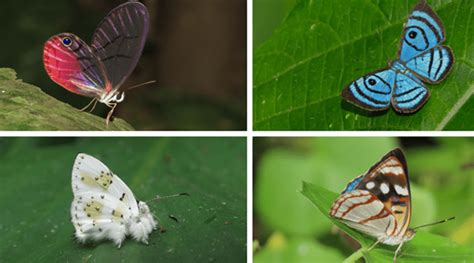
[408,31,417,39]
[62,37,72,47]
[368,78,377,85]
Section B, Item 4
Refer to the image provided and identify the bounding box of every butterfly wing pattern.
[71,153,157,247]
[330,148,416,261]
[341,68,396,111]
[43,34,109,98]
[342,0,453,113]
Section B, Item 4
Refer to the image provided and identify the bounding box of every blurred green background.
[0,0,246,130]
[0,137,246,262]
[253,137,474,262]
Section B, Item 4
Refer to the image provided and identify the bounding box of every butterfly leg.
[80,98,97,112]
[89,99,98,113]
[105,103,117,126]
[393,241,405,263]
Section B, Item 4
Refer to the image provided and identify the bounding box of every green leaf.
[301,182,473,262]
[0,68,133,130]
[0,138,246,262]
[253,0,474,130]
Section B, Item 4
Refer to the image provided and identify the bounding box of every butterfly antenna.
[412,216,455,230]
[147,192,190,202]
[127,80,157,91]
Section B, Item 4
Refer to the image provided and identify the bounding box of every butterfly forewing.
[330,149,412,243]
[91,2,150,91]
[72,153,139,215]
[43,33,108,97]
[399,0,446,62]
[341,68,395,111]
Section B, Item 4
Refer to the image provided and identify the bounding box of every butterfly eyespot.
[368,79,377,85]
[408,31,417,39]
[62,37,72,47]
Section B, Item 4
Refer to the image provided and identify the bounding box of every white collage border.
[0,1,472,262]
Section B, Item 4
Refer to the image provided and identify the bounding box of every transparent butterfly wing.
[399,0,446,62]
[342,68,396,111]
[392,71,429,113]
[405,45,454,84]
[43,33,109,97]
[91,2,150,91]
[72,153,139,215]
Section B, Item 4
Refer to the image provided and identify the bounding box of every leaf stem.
[343,248,364,263]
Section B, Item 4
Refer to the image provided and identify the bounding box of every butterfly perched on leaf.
[342,0,454,113]
[43,1,150,125]
[71,153,157,247]
[329,148,453,262]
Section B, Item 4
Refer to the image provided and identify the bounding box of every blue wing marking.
[392,71,429,113]
[406,45,453,83]
[342,175,363,194]
[342,69,396,111]
[399,1,445,62]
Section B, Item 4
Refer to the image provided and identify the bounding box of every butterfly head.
[99,90,125,106]
[137,201,151,215]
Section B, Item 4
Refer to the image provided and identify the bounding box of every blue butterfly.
[342,0,454,113]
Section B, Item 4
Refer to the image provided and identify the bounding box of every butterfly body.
[342,0,453,113]
[71,153,157,247]
[330,148,415,261]
[43,2,149,123]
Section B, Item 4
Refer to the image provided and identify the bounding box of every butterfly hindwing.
[342,68,396,111]
[406,45,454,84]
[392,71,429,113]
[399,0,446,62]
[330,189,399,240]
[71,191,132,246]
[91,2,150,91]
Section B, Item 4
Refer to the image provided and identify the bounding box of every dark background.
[0,0,246,130]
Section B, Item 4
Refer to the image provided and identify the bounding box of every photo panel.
[253,137,473,262]
[0,137,247,262]
[0,0,246,131]
[253,0,472,131]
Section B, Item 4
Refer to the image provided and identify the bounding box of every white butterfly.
[70,153,157,248]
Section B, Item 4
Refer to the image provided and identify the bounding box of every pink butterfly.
[43,2,150,125]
